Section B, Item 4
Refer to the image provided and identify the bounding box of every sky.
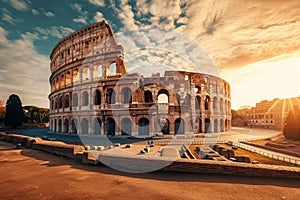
[0,0,300,109]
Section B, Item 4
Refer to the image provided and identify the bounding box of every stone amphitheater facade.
[49,21,231,136]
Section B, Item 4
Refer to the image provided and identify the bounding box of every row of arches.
[50,116,231,135]
[51,63,117,92]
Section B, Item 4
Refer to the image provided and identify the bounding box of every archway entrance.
[174,118,185,134]
[158,118,170,134]
[64,119,69,133]
[107,118,115,136]
[94,118,101,135]
[138,118,149,136]
[205,118,210,133]
[121,118,132,136]
[214,119,218,132]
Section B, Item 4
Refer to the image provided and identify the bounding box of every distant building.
[248,97,300,130]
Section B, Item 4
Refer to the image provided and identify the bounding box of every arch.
[94,118,101,135]
[106,88,115,104]
[66,71,71,85]
[93,64,102,78]
[55,77,59,89]
[184,94,191,106]
[94,89,101,105]
[64,94,69,108]
[82,91,89,106]
[158,117,170,135]
[213,97,217,111]
[122,87,132,104]
[176,93,181,105]
[55,98,58,109]
[72,119,78,134]
[81,119,89,134]
[64,119,69,133]
[195,86,201,94]
[107,118,115,136]
[144,90,153,103]
[58,119,62,133]
[214,119,218,132]
[174,118,185,134]
[72,93,78,107]
[205,96,210,110]
[58,95,63,109]
[220,119,224,132]
[82,66,90,80]
[73,68,79,82]
[59,74,64,87]
[158,89,169,103]
[205,118,210,133]
[54,119,57,132]
[220,98,223,113]
[109,63,116,75]
[195,96,201,113]
[121,118,132,135]
[138,118,150,136]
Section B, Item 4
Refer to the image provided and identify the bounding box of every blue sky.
[1,0,300,109]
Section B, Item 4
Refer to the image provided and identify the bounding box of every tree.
[283,110,300,140]
[4,94,24,128]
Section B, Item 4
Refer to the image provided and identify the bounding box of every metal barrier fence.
[232,141,300,166]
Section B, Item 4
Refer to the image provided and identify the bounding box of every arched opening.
[174,118,185,134]
[94,118,101,135]
[144,90,153,103]
[72,93,78,107]
[82,91,89,106]
[82,66,90,80]
[205,118,210,133]
[220,119,224,132]
[94,90,101,105]
[55,77,59,89]
[72,119,77,134]
[107,118,115,136]
[122,87,132,104]
[213,97,217,111]
[58,95,63,109]
[93,64,102,79]
[214,119,218,132]
[121,118,132,136]
[195,96,201,113]
[64,94,69,108]
[54,119,57,132]
[81,119,89,134]
[55,98,58,109]
[205,96,210,110]
[73,68,79,82]
[66,71,71,85]
[158,89,169,103]
[220,98,223,113]
[176,93,181,105]
[59,74,64,87]
[109,63,116,75]
[138,118,150,136]
[58,119,62,133]
[64,119,69,133]
[158,117,170,135]
[106,89,115,104]
[195,86,201,94]
[184,94,191,106]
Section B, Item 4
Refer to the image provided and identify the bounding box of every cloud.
[45,11,55,17]
[88,0,105,7]
[73,16,87,24]
[93,11,105,22]
[31,9,39,15]
[70,3,83,13]
[70,3,88,24]
[2,8,22,24]
[0,26,50,107]
[9,0,28,11]
[34,26,74,39]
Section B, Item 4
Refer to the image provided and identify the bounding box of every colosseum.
[49,21,231,136]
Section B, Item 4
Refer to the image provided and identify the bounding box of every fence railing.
[232,141,300,166]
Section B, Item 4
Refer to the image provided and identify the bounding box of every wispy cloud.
[8,0,28,11]
[34,26,74,39]
[88,0,105,7]
[70,3,88,24]
[31,9,39,15]
[93,11,105,22]
[45,11,55,17]
[2,8,22,24]
[0,26,50,107]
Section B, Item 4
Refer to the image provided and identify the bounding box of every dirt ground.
[0,141,299,200]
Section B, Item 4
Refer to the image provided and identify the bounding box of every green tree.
[4,94,24,128]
